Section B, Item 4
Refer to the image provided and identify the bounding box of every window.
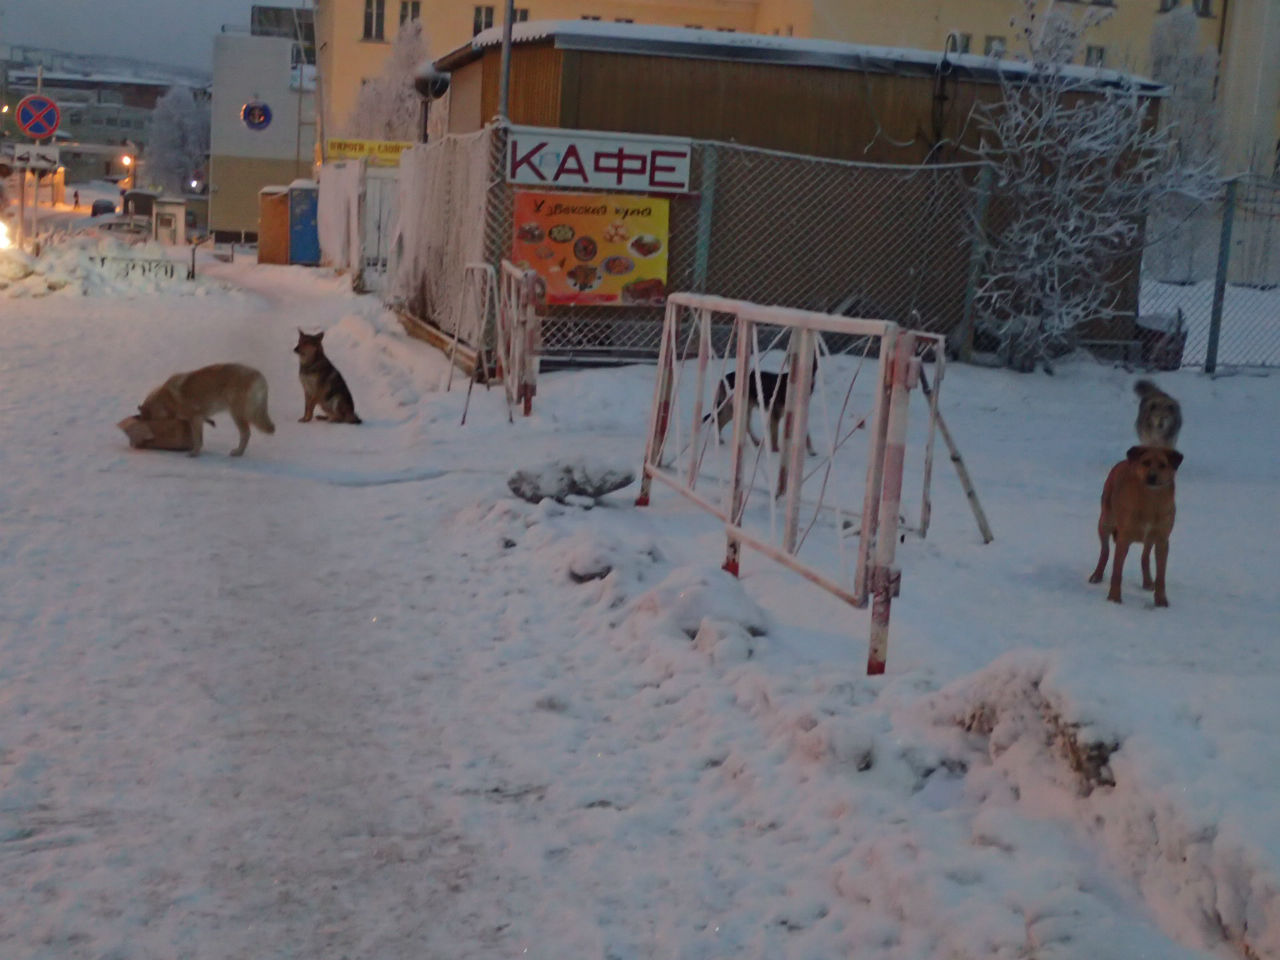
[684,23,703,29]
[516,8,529,21]
[615,17,634,22]
[363,0,385,39]
[716,27,736,32]
[1193,0,1213,14]
[472,5,494,35]
[984,35,1006,57]
[399,1,420,24]
[1158,0,1178,11]
[1085,44,1106,66]
[581,15,602,20]
[947,32,971,54]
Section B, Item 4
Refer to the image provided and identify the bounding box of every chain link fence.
[1141,176,1280,371]
[477,126,980,362]
[389,124,1280,372]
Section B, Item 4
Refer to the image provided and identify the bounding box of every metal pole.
[497,0,515,120]
[958,163,993,362]
[17,165,25,248]
[1205,178,1237,375]
[866,332,916,676]
[692,143,717,293]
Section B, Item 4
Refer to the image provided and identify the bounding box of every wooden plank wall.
[560,49,1006,166]
[479,45,564,127]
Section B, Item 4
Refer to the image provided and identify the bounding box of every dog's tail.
[250,376,276,434]
[1134,379,1160,398]
[254,410,276,434]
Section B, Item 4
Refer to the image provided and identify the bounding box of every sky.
[2,0,260,72]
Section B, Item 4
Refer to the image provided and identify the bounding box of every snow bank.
[0,234,226,298]
[440,493,1217,958]
[923,652,1280,958]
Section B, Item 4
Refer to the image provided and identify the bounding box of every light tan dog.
[138,363,275,457]
[1134,379,1182,449]
[1088,445,1183,607]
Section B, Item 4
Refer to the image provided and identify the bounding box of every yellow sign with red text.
[511,190,669,307]
[324,139,413,167]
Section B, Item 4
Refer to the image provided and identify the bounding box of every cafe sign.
[506,126,692,195]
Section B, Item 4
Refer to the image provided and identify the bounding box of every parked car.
[90,199,116,217]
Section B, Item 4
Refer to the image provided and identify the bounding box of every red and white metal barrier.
[637,294,928,675]
[497,259,542,417]
[448,262,498,393]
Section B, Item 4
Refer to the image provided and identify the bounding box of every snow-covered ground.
[1,239,1278,960]
[1143,274,1280,368]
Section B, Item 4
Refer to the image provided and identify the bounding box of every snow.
[1,233,223,299]
[0,254,1278,959]
[1143,274,1280,368]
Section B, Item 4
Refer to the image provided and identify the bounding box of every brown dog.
[1088,445,1183,607]
[138,363,275,457]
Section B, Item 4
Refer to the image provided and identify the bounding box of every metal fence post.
[957,164,993,362]
[1205,179,1237,375]
[692,143,718,294]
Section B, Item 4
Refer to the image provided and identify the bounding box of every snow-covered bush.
[970,0,1217,370]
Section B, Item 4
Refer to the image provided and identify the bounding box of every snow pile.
[316,308,452,419]
[441,495,1218,958]
[922,653,1280,958]
[507,458,635,505]
[437,435,1280,960]
[0,234,225,298]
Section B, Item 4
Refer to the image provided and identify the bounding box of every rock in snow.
[507,458,634,505]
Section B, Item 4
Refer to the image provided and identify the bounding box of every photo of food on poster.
[511,190,669,306]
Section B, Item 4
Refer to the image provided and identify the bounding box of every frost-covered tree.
[1144,5,1222,283]
[969,0,1216,370]
[143,86,210,195]
[342,19,430,141]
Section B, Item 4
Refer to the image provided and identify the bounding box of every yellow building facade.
[315,0,1278,173]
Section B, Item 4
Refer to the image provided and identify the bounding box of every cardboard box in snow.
[117,416,196,452]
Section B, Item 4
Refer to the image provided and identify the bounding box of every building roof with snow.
[435,20,1165,168]
[438,20,1165,95]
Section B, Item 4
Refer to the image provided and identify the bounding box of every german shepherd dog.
[1134,379,1182,449]
[138,363,275,457]
[294,330,361,425]
[705,354,818,454]
[1089,445,1182,607]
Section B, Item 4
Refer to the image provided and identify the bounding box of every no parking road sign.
[16,94,61,139]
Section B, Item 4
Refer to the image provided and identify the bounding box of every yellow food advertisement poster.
[511,190,669,307]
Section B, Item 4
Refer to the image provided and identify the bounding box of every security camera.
[414,63,451,100]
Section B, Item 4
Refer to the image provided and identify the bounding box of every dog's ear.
[1167,450,1184,471]
[1126,445,1145,462]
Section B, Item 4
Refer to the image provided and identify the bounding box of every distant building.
[0,45,211,183]
[312,0,1280,176]
[208,9,317,241]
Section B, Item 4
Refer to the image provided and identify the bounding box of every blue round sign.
[16,94,60,138]
[241,100,272,131]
